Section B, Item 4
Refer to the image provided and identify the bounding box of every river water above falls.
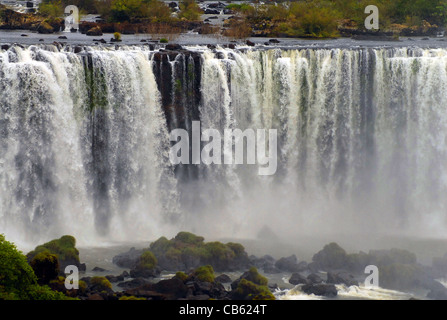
[0,42,447,262]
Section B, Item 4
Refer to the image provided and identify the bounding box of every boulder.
[117,277,150,289]
[86,26,102,36]
[312,242,348,270]
[307,273,323,284]
[37,21,54,34]
[92,266,107,272]
[246,40,255,46]
[302,283,338,297]
[165,43,183,51]
[289,273,308,285]
[112,247,143,268]
[327,271,358,287]
[215,274,231,283]
[275,255,306,272]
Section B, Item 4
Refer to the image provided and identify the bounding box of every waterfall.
[0,44,446,245]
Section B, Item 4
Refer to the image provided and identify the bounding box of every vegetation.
[0,234,71,300]
[30,252,59,285]
[178,0,202,21]
[192,265,215,282]
[149,232,249,272]
[232,279,275,300]
[136,250,158,270]
[26,235,80,268]
[90,276,112,291]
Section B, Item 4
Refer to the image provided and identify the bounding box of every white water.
[0,45,447,248]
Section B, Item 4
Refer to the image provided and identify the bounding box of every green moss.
[27,235,80,265]
[193,265,215,283]
[119,295,146,300]
[174,271,188,281]
[30,252,59,284]
[90,276,112,291]
[160,38,168,43]
[137,250,157,270]
[234,279,275,300]
[174,232,204,245]
[150,236,172,255]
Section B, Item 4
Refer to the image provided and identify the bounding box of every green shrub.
[137,250,157,270]
[174,271,188,281]
[233,279,275,300]
[30,251,59,284]
[193,265,215,282]
[90,276,112,291]
[27,235,80,266]
[0,234,71,300]
[175,232,204,245]
[159,38,169,43]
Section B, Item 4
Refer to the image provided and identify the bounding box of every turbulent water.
[0,44,446,246]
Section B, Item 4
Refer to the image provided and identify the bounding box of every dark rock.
[207,44,216,50]
[92,266,107,272]
[269,38,280,43]
[112,247,143,269]
[427,281,447,300]
[312,243,348,270]
[307,273,323,284]
[302,283,338,297]
[39,39,44,42]
[275,255,305,272]
[93,38,106,44]
[327,271,358,287]
[86,26,102,36]
[129,266,160,278]
[118,277,150,289]
[87,293,104,300]
[74,46,82,53]
[105,274,124,283]
[215,274,231,283]
[165,43,183,51]
[58,36,67,39]
[140,39,147,42]
[169,1,177,8]
[263,265,281,274]
[37,21,54,34]
[228,43,236,49]
[208,16,218,19]
[246,40,255,46]
[289,273,308,285]
[150,278,188,299]
[205,9,220,14]
[1,45,10,51]
[21,34,28,37]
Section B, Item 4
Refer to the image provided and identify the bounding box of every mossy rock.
[231,267,268,291]
[174,271,188,282]
[137,250,157,270]
[119,295,146,300]
[312,242,348,270]
[231,279,275,300]
[30,252,59,285]
[27,235,81,273]
[379,263,422,290]
[37,21,54,34]
[148,232,250,272]
[174,231,204,245]
[192,265,215,283]
[90,276,112,292]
